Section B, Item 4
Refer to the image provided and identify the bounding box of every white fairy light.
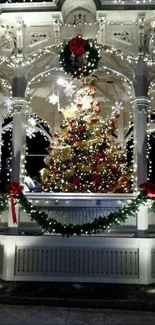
[57,78,66,87]
[48,93,59,105]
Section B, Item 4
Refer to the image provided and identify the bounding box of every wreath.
[59,37,100,78]
[1,182,155,236]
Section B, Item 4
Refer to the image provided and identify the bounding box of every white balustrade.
[0,193,153,235]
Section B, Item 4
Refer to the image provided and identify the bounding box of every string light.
[147,81,155,180]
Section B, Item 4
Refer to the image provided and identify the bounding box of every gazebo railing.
[0,193,152,235]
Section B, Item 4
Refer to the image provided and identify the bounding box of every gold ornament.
[64,168,75,178]
[52,146,72,161]
[77,163,92,172]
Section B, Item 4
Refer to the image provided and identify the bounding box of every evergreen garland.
[0,187,150,236]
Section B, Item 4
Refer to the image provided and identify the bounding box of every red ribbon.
[7,182,23,224]
[10,195,17,224]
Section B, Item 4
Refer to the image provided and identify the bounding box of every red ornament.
[94,152,105,162]
[78,126,85,132]
[69,37,86,57]
[117,145,122,151]
[115,112,120,118]
[109,121,115,129]
[54,133,59,138]
[73,176,80,186]
[92,173,101,184]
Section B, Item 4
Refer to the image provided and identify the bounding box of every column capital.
[11,98,31,114]
[132,97,150,111]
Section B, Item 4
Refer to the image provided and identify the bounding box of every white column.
[9,98,29,234]
[132,97,149,191]
[11,98,29,184]
[139,238,152,284]
[3,238,16,281]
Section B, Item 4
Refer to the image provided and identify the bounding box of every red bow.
[69,37,86,57]
[140,182,155,197]
[7,182,23,224]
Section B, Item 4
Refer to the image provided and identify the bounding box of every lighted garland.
[59,37,100,78]
[18,190,147,235]
[1,182,155,236]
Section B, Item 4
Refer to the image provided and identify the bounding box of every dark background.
[2,116,49,180]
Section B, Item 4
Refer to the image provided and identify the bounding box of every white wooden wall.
[0,235,154,284]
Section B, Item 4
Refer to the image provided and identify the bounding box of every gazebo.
[0,0,155,284]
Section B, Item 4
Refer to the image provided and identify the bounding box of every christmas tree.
[41,85,131,193]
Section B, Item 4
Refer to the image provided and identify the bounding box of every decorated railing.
[0,190,155,283]
[0,192,152,235]
[20,193,137,230]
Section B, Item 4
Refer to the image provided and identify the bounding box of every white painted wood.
[133,98,149,190]
[0,194,154,233]
[8,202,20,234]
[11,111,27,184]
[137,205,149,237]
[0,235,155,284]
[139,239,152,284]
[1,237,16,281]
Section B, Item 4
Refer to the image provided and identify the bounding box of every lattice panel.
[15,246,139,279]
[0,245,4,275]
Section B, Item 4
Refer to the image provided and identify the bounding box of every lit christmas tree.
[41,86,131,193]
